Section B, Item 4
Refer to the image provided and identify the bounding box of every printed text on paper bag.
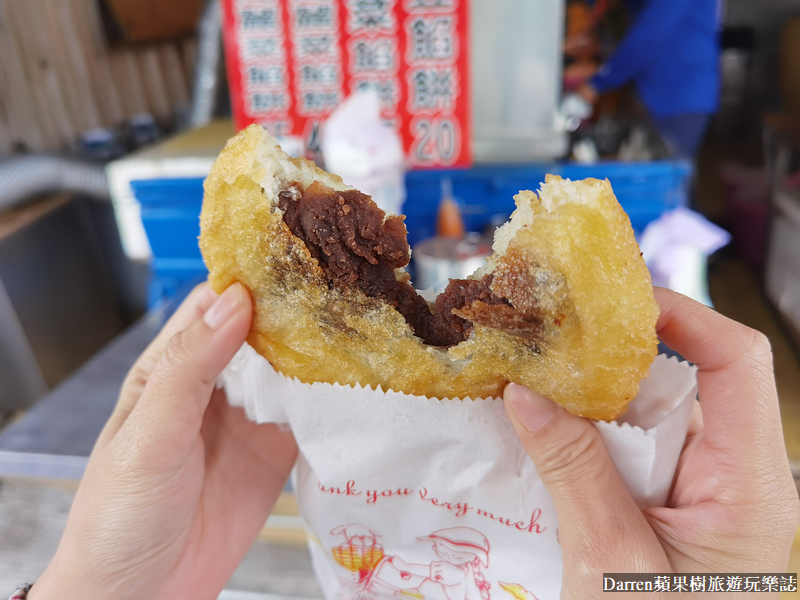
[318,479,545,534]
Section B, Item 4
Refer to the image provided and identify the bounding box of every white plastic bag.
[321,90,406,216]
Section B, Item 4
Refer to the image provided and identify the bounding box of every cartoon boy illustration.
[367,527,491,600]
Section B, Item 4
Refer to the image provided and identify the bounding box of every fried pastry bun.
[199,125,659,420]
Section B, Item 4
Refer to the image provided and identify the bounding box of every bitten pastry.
[199,125,659,420]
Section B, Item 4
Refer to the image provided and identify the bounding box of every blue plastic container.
[403,161,692,247]
[134,178,206,261]
[133,160,691,306]
[146,259,208,308]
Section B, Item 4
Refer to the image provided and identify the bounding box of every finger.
[121,283,252,461]
[673,402,703,487]
[124,282,219,400]
[685,401,703,440]
[98,283,220,448]
[503,384,662,574]
[653,287,780,460]
[139,283,220,368]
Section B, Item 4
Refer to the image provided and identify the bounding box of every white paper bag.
[222,347,697,600]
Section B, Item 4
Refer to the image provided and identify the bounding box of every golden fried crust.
[200,125,659,421]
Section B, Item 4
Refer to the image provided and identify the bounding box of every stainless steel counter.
[0,308,164,479]
[0,194,141,412]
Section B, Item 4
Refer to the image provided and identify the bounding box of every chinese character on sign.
[301,90,340,113]
[653,576,671,592]
[689,575,706,592]
[299,64,339,85]
[405,0,454,10]
[244,37,283,59]
[241,9,276,29]
[354,78,399,110]
[707,575,725,591]
[671,576,688,592]
[298,34,336,56]
[409,16,453,60]
[744,576,761,592]
[250,92,287,113]
[352,39,396,72]
[295,6,333,28]
[348,0,395,31]
[248,66,284,85]
[410,67,455,111]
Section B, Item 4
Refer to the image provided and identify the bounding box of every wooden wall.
[0,0,197,155]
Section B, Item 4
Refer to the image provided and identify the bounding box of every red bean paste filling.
[279,181,538,347]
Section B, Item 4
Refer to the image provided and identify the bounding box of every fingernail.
[505,383,557,432]
[204,284,244,330]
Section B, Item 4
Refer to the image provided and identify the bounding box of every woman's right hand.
[504,287,799,598]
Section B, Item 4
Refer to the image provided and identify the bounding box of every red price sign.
[222,0,471,167]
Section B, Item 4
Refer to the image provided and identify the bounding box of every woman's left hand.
[30,282,298,600]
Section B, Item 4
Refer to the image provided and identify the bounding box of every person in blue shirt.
[579,0,720,160]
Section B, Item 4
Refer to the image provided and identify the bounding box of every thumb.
[503,383,656,569]
[124,283,252,452]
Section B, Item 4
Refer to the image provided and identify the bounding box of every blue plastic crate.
[132,178,206,207]
[403,160,692,247]
[147,259,208,308]
[133,160,691,306]
[134,178,206,261]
